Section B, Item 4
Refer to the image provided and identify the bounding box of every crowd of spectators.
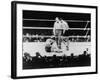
[23,33,91,42]
[23,49,91,69]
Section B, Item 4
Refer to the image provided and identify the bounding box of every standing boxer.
[60,18,69,50]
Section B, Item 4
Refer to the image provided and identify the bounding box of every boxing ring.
[23,19,91,57]
[23,42,91,56]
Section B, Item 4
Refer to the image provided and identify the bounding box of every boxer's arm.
[63,21,69,34]
[65,21,69,30]
[53,22,56,35]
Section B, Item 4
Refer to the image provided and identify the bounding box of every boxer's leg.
[66,37,69,50]
[58,30,62,49]
[62,30,69,50]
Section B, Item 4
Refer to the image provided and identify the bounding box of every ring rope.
[23,35,90,38]
[85,30,89,37]
[23,27,90,30]
[84,21,89,31]
[23,18,91,23]
[84,21,90,41]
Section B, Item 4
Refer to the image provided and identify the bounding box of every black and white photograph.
[11,1,97,79]
[23,10,91,69]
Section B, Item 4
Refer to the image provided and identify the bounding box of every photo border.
[11,1,98,79]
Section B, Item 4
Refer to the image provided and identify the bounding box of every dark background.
[23,10,91,36]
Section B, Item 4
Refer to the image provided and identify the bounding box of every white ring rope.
[84,21,89,31]
[23,18,90,23]
[23,35,90,38]
[84,21,90,38]
[85,30,89,37]
[23,27,90,30]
